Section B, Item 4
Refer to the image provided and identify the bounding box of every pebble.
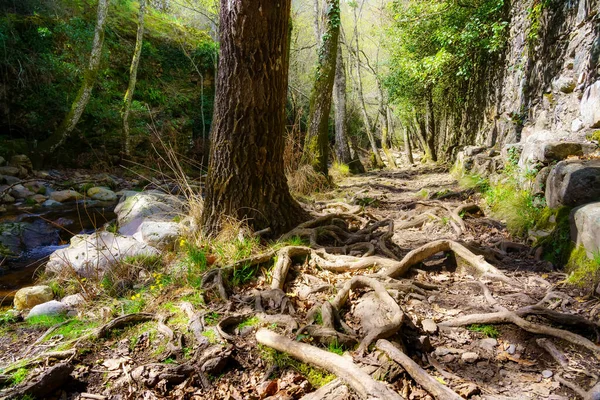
[461,352,479,363]
[422,319,438,334]
[542,370,553,378]
[478,338,498,352]
[507,344,516,355]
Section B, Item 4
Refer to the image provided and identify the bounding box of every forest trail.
[2,166,600,400]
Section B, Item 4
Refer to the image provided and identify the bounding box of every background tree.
[35,0,109,157]
[122,0,146,157]
[201,0,307,236]
[303,0,341,176]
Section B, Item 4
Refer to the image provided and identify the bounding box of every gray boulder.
[26,300,68,319]
[61,293,86,308]
[9,184,34,199]
[546,160,600,208]
[42,199,62,207]
[134,220,182,251]
[46,231,160,278]
[581,80,600,128]
[115,191,182,236]
[520,141,595,167]
[571,203,600,257]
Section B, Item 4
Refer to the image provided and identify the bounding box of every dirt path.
[2,166,600,400]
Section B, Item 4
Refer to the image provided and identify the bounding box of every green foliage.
[327,339,344,355]
[535,207,573,265]
[567,248,600,290]
[467,324,500,338]
[181,241,208,289]
[204,312,220,325]
[527,0,551,43]
[26,314,69,328]
[484,183,544,237]
[0,311,18,326]
[238,316,259,330]
[45,318,99,341]
[9,368,29,386]
[201,329,218,344]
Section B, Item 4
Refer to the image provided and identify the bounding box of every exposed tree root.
[377,339,463,400]
[555,374,600,400]
[256,329,402,400]
[0,362,73,400]
[440,282,600,356]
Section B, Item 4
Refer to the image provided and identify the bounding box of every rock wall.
[458,0,600,152]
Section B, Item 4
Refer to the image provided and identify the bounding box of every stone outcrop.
[46,231,160,278]
[546,160,600,208]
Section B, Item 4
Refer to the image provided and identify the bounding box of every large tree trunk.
[122,0,146,157]
[201,0,307,237]
[425,90,438,162]
[35,0,109,156]
[403,124,414,165]
[303,0,340,176]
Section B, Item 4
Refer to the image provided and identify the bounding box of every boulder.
[1,193,15,204]
[9,184,34,199]
[115,191,182,236]
[0,221,60,258]
[134,220,182,250]
[46,231,160,278]
[571,203,600,257]
[581,80,600,128]
[87,186,117,202]
[0,175,20,185]
[546,160,600,208]
[520,141,594,167]
[50,190,84,203]
[571,118,584,132]
[463,146,487,157]
[42,199,62,207]
[14,285,54,310]
[9,155,33,173]
[532,166,552,195]
[0,166,20,177]
[26,300,68,319]
[29,194,48,204]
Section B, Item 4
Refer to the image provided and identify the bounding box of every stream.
[0,202,117,305]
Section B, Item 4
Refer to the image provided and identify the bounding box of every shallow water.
[0,202,117,304]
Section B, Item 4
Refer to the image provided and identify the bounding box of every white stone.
[61,293,86,308]
[571,202,600,257]
[46,231,160,278]
[571,118,584,132]
[114,191,182,236]
[421,319,438,334]
[581,80,600,128]
[461,352,479,363]
[135,220,182,250]
[26,300,68,319]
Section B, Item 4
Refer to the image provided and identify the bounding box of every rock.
[0,175,20,185]
[0,221,60,258]
[461,352,479,363]
[478,338,498,352]
[26,300,68,319]
[463,146,487,157]
[9,184,34,199]
[1,193,15,204]
[572,118,584,132]
[552,76,575,93]
[115,191,182,236]
[571,202,600,257]
[116,190,140,199]
[546,160,600,208]
[14,285,54,310]
[49,189,84,203]
[581,80,600,128]
[9,155,33,173]
[87,186,117,202]
[0,166,20,177]
[520,141,593,167]
[542,370,553,378]
[61,293,86,308]
[533,166,552,195]
[29,194,48,204]
[46,231,160,278]
[421,319,438,334]
[134,220,182,250]
[507,344,516,355]
[42,199,62,207]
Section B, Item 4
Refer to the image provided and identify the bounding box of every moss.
[535,207,573,265]
[260,346,335,388]
[566,246,600,289]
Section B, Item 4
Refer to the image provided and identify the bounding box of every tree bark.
[425,90,438,162]
[122,0,146,157]
[201,0,307,237]
[333,40,356,170]
[303,0,341,176]
[35,0,109,156]
[403,124,414,165]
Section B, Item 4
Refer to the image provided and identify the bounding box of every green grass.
[204,312,220,325]
[327,339,344,355]
[201,329,218,344]
[9,368,29,386]
[238,316,259,330]
[231,263,258,287]
[467,324,500,338]
[484,183,545,237]
[46,319,99,342]
[0,311,18,326]
[26,314,69,329]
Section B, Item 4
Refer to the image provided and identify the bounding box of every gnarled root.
[256,329,402,400]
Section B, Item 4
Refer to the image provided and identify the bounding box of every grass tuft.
[467,324,500,338]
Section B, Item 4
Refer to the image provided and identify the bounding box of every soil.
[1,165,599,400]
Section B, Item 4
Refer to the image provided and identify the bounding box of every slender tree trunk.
[303,0,340,176]
[35,0,109,156]
[413,112,431,161]
[425,90,438,162]
[352,7,383,169]
[377,89,396,168]
[122,0,146,157]
[202,0,307,237]
[403,124,414,165]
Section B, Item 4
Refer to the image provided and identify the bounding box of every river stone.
[10,184,34,199]
[1,193,15,204]
[26,300,68,319]
[0,221,60,258]
[14,285,54,310]
[61,293,86,308]
[134,220,182,250]
[115,191,182,236]
[0,166,20,177]
[581,80,600,128]
[87,186,117,202]
[46,231,160,278]
[9,155,33,173]
[50,189,84,203]
[571,203,600,257]
[546,160,600,208]
[42,199,62,207]
[29,194,48,204]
